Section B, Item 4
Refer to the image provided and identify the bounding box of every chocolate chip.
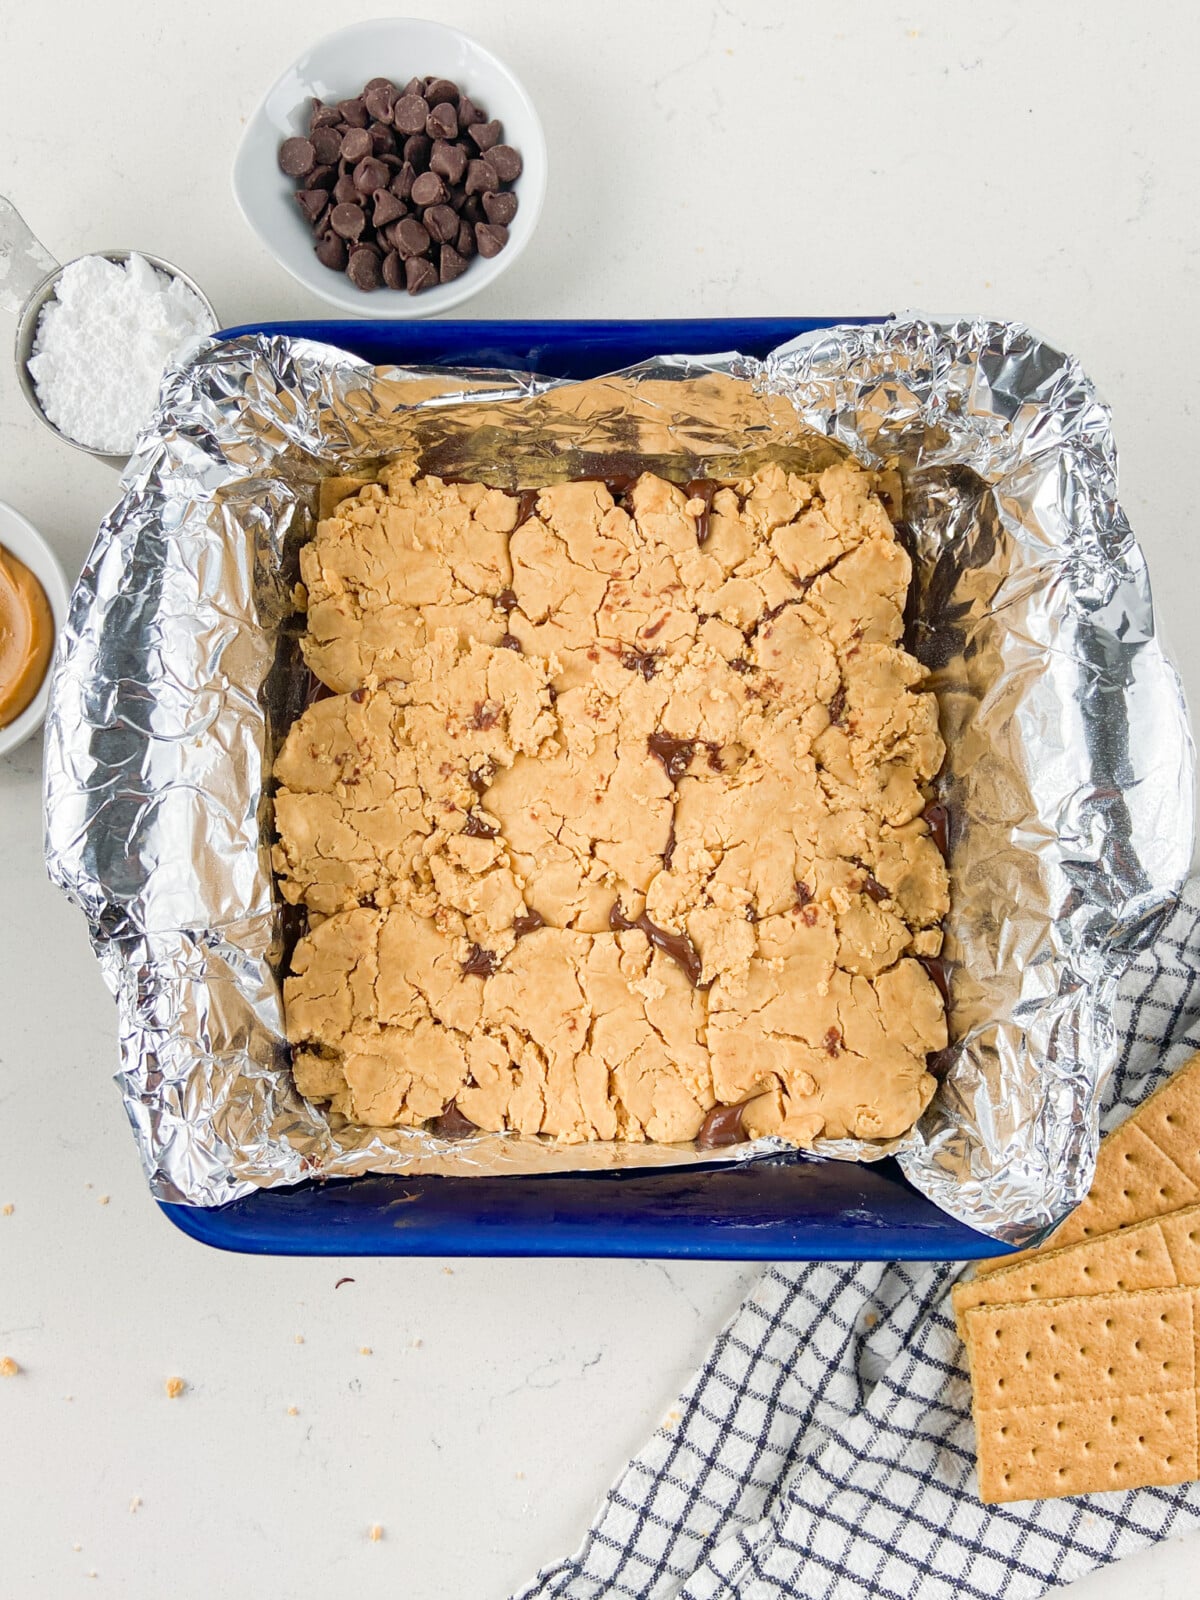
[369,121,397,155]
[382,249,405,289]
[457,94,484,127]
[430,139,468,185]
[460,943,499,978]
[648,732,695,782]
[307,163,336,191]
[456,220,477,257]
[419,203,455,243]
[405,255,438,294]
[401,76,423,98]
[311,126,343,165]
[862,872,889,903]
[425,77,460,106]
[469,118,503,151]
[372,189,406,229]
[315,231,348,270]
[394,216,431,258]
[392,93,430,135]
[363,81,397,121]
[512,910,545,938]
[482,190,518,225]
[461,193,484,223]
[353,156,390,195]
[923,800,950,858]
[489,144,523,183]
[295,188,329,224]
[278,137,316,177]
[390,161,416,199]
[330,202,366,240]
[608,901,705,988]
[337,97,369,127]
[309,100,341,131]
[402,133,432,168]
[474,222,508,258]
[347,246,382,289]
[466,158,498,195]
[332,173,359,205]
[339,126,372,162]
[426,101,458,140]
[695,1103,747,1150]
[499,632,522,651]
[440,244,469,283]
[410,170,446,207]
[430,1100,478,1138]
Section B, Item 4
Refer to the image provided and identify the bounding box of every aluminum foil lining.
[43,316,1195,1243]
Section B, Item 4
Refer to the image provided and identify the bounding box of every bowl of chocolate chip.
[234,18,546,316]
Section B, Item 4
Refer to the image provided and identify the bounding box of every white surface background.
[1,2,1198,1595]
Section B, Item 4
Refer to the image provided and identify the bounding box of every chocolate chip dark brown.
[406,255,438,294]
[424,77,460,106]
[369,122,397,155]
[410,170,446,207]
[695,1102,747,1149]
[392,93,430,135]
[339,126,372,162]
[315,231,348,270]
[279,137,316,177]
[469,119,502,151]
[337,97,369,127]
[330,202,367,241]
[382,249,405,289]
[482,190,518,225]
[457,94,484,127]
[456,220,477,257]
[426,101,458,140]
[394,216,431,258]
[390,161,416,199]
[465,158,498,196]
[401,76,423,98]
[295,188,330,224]
[430,139,468,185]
[489,145,523,183]
[423,203,460,243]
[402,132,431,167]
[353,156,390,195]
[363,82,397,121]
[311,126,343,164]
[307,163,336,191]
[346,246,382,289]
[440,244,469,283]
[309,100,341,131]
[332,174,359,205]
[475,221,509,258]
[372,189,406,229]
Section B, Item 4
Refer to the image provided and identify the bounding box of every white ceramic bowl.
[233,18,547,319]
[0,500,70,757]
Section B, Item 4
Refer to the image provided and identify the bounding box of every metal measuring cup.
[1,196,217,469]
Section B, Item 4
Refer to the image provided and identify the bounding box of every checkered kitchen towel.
[516,878,1200,1600]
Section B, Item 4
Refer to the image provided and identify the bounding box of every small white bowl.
[0,500,70,757]
[233,18,547,319]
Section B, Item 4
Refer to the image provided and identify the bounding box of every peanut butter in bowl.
[0,544,54,728]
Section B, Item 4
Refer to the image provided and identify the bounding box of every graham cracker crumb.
[129,1496,142,1513]
[164,1376,186,1399]
[359,1346,373,1355]
[1,1356,20,1378]
[2,1203,13,1216]
[98,1195,110,1206]
[287,1404,299,1416]
[294,1334,305,1344]
[369,1524,384,1543]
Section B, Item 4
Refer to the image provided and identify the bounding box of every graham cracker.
[965,1284,1200,1503]
[976,1050,1200,1275]
[953,1202,1200,1336]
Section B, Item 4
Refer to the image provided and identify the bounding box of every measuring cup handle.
[0,197,59,318]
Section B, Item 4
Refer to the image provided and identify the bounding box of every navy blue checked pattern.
[515,877,1200,1600]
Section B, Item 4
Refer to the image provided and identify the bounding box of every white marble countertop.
[2,3,1197,1594]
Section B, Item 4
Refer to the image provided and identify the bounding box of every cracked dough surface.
[279,461,949,1146]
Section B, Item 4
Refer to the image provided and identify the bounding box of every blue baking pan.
[161,316,1003,1261]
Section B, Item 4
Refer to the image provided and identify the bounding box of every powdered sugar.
[27,253,214,454]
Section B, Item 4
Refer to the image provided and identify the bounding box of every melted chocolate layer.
[695,1102,746,1149]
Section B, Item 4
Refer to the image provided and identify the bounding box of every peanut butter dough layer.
[279,461,949,1147]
